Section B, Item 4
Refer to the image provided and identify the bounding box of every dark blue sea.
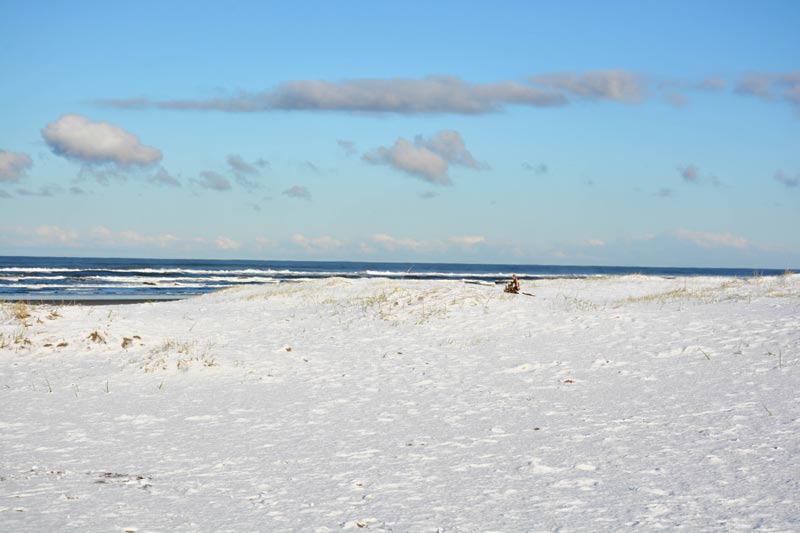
[0,256,793,301]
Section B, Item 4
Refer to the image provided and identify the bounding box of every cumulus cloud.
[97,75,568,114]
[149,167,181,187]
[41,114,162,167]
[369,233,425,252]
[529,70,647,104]
[679,164,700,183]
[3,224,207,251]
[215,236,241,250]
[675,229,749,249]
[15,225,81,246]
[120,230,178,248]
[364,139,448,184]
[0,149,33,182]
[227,154,259,175]
[363,129,483,185]
[448,235,486,246]
[522,162,548,174]
[416,130,485,170]
[365,233,486,254]
[37,225,79,244]
[337,139,357,156]
[283,185,311,199]
[192,171,232,191]
[90,226,179,248]
[775,170,799,188]
[226,154,263,190]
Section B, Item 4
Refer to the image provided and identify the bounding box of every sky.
[1,0,798,268]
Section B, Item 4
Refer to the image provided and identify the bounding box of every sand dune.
[1,275,799,531]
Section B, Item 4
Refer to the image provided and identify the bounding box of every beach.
[1,274,798,531]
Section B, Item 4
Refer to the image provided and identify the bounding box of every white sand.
[1,275,799,532]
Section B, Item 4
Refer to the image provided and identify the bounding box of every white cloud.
[679,164,700,183]
[0,149,33,182]
[449,235,486,246]
[149,167,181,186]
[283,185,311,199]
[736,72,800,107]
[4,225,197,251]
[33,225,79,245]
[5,225,80,246]
[91,226,178,248]
[41,114,162,167]
[370,233,425,252]
[227,154,259,175]
[363,130,483,185]
[192,171,232,191]
[120,230,178,248]
[97,75,567,115]
[365,139,448,184]
[215,236,241,250]
[658,77,726,107]
[223,155,264,190]
[586,239,605,247]
[94,71,800,117]
[530,70,647,103]
[675,229,750,249]
[367,233,485,253]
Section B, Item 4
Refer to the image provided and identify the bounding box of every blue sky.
[1,0,798,267]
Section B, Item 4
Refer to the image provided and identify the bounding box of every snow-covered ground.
[1,275,799,532]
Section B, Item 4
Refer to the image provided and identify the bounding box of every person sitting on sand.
[504,274,520,294]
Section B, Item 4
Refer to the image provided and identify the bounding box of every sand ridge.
[1,275,799,531]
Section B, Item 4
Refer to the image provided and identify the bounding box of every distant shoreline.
[2,255,795,302]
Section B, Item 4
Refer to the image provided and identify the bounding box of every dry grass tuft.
[139,339,217,372]
[0,329,32,349]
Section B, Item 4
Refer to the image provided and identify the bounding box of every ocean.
[0,255,793,301]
